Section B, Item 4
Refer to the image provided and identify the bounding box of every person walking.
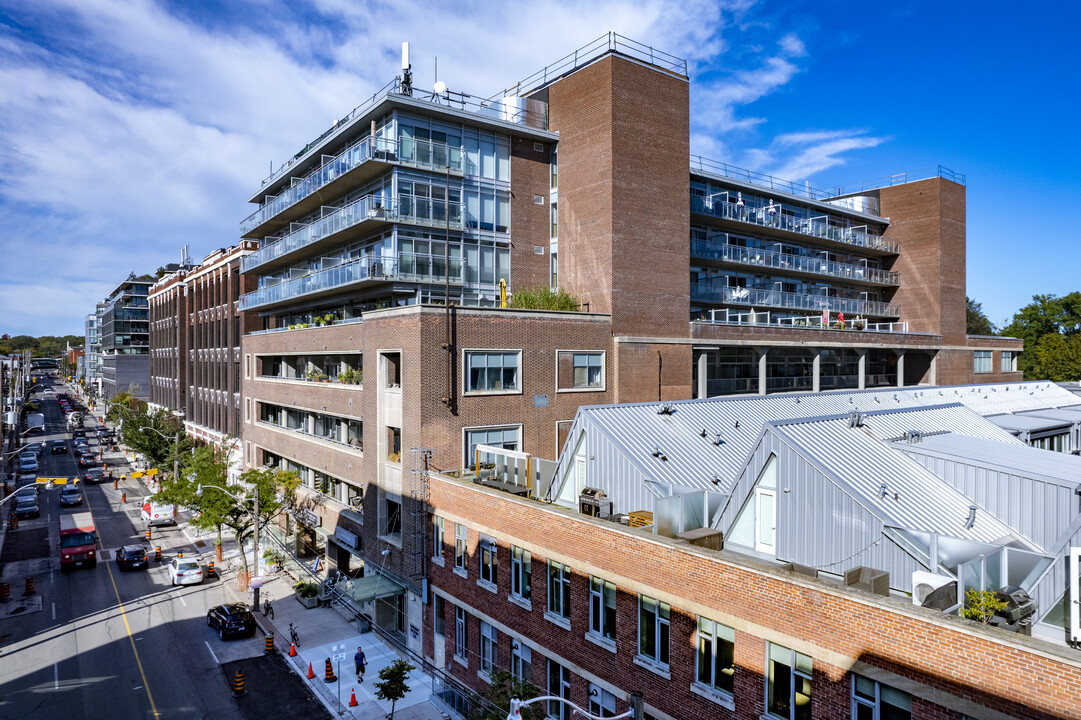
[354,646,367,683]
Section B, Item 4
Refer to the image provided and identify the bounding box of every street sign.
[38,477,74,485]
[131,468,160,479]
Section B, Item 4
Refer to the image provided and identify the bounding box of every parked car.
[14,484,38,499]
[206,603,257,640]
[50,440,68,454]
[141,496,176,527]
[18,457,39,474]
[16,472,38,488]
[59,486,83,506]
[14,496,40,519]
[83,468,105,484]
[23,442,44,457]
[168,558,203,586]
[116,545,149,571]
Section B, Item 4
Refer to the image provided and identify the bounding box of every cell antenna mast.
[401,42,413,96]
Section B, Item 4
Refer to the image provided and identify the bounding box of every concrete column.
[896,350,906,388]
[929,351,938,386]
[858,349,867,390]
[696,351,709,399]
[812,349,821,393]
[758,348,768,396]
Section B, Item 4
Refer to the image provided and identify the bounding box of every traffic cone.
[349,689,358,707]
[307,662,315,679]
[323,657,336,683]
[289,642,297,657]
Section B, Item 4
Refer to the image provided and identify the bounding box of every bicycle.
[262,597,274,619]
[289,623,300,648]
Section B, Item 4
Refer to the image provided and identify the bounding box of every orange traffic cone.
[307,662,315,679]
[289,642,297,657]
[349,689,358,707]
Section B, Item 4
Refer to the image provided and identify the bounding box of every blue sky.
[0,0,1078,337]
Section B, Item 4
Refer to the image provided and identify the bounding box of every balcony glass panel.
[690,284,899,318]
[690,194,896,253]
[690,241,898,285]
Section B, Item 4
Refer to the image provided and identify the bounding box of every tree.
[965,297,997,336]
[961,589,1007,624]
[156,444,234,550]
[1002,292,1081,378]
[468,671,545,720]
[115,405,191,468]
[1030,333,1081,382]
[214,466,299,579]
[374,658,415,719]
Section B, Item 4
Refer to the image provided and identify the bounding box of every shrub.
[961,589,1007,624]
[509,286,580,311]
[296,581,320,598]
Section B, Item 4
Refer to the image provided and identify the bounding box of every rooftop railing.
[241,136,464,235]
[239,253,464,311]
[690,194,898,254]
[690,241,899,286]
[697,308,913,333]
[690,284,900,318]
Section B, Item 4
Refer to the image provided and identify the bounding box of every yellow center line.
[104,544,160,719]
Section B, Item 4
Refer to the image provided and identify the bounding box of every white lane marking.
[176,592,187,607]
[204,641,219,665]
[54,663,58,689]
[52,602,55,620]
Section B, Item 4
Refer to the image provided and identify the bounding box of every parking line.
[204,641,219,665]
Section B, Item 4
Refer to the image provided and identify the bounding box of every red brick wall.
[428,474,1081,720]
[510,138,553,291]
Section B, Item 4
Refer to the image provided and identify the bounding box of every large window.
[480,536,498,587]
[767,644,812,720]
[573,352,603,389]
[510,640,531,683]
[480,621,498,675]
[455,523,468,570]
[547,660,571,720]
[466,351,520,393]
[696,617,735,695]
[382,495,402,539]
[432,516,444,562]
[455,606,467,660]
[638,596,670,666]
[465,426,520,468]
[973,350,992,374]
[852,675,911,720]
[589,576,617,642]
[1001,351,1016,373]
[511,546,531,601]
[547,561,571,619]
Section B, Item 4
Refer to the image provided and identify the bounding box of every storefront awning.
[348,573,406,604]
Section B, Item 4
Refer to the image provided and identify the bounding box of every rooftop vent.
[844,566,890,596]
[879,483,888,499]
[964,504,977,529]
[848,411,864,428]
[657,403,674,415]
[905,430,923,443]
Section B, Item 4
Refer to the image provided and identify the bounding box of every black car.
[14,496,40,519]
[206,603,257,640]
[116,545,149,571]
[59,486,83,506]
[51,440,68,454]
[84,468,105,483]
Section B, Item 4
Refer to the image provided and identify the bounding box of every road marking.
[52,602,55,620]
[53,663,58,689]
[204,641,219,664]
[104,548,160,719]
[176,592,187,607]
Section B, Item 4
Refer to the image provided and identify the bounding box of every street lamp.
[197,482,261,609]
[506,692,643,720]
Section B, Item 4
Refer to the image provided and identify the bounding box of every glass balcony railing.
[690,283,899,318]
[240,137,464,235]
[239,253,465,311]
[690,195,897,253]
[690,241,899,285]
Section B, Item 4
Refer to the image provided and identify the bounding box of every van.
[141,496,176,527]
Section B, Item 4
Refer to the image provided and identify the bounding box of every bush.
[509,286,580,311]
[296,581,320,598]
[961,589,1007,624]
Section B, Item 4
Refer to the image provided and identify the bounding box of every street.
[0,379,302,720]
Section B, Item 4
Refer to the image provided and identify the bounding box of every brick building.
[219,33,1041,718]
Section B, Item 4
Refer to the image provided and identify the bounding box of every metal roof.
[890,433,1081,489]
[1017,408,1081,423]
[985,414,1072,433]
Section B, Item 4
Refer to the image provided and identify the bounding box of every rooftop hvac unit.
[912,571,955,606]
[579,487,611,518]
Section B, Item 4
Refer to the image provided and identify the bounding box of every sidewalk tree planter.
[295,581,321,609]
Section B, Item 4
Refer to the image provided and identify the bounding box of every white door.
[755,488,776,554]
[1070,547,1081,643]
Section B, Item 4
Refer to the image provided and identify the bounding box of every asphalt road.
[0,381,273,720]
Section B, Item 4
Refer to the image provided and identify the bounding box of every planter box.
[295,590,320,609]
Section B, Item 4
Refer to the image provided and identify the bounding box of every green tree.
[468,671,544,720]
[156,444,235,549]
[1030,333,1081,382]
[965,297,997,336]
[374,659,415,720]
[116,405,190,468]
[961,589,1008,624]
[1002,292,1081,378]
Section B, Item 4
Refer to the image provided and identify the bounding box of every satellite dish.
[433,80,447,94]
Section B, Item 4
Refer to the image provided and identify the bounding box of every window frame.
[1000,350,1016,373]
[432,515,444,563]
[695,616,735,696]
[557,350,607,393]
[589,576,617,642]
[480,620,498,676]
[454,606,467,660]
[463,424,522,469]
[547,560,571,620]
[637,595,670,667]
[973,349,992,374]
[479,535,498,589]
[463,349,522,395]
[510,639,531,684]
[454,523,468,572]
[851,674,912,720]
[510,545,531,602]
[547,659,571,720]
[766,643,812,720]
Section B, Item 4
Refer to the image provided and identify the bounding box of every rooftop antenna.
[401,42,413,96]
[434,57,447,95]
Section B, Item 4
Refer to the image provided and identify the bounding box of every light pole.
[197,482,261,610]
[507,692,643,720]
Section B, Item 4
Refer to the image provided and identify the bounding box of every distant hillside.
[0,334,84,357]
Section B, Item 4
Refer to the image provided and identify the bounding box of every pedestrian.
[354,646,367,683]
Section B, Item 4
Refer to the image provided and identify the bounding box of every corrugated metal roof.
[985,414,1071,432]
[1018,408,1081,423]
[891,433,1081,488]
[771,417,1021,543]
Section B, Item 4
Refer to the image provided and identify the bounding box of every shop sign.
[295,508,321,527]
[335,527,359,549]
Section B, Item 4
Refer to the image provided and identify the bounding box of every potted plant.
[295,581,321,609]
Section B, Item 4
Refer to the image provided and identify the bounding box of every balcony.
[241,195,466,274]
[690,241,899,286]
[690,195,897,254]
[241,137,464,238]
[239,253,464,311]
[690,284,900,318]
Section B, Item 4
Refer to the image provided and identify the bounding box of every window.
[767,644,812,720]
[434,595,445,636]
[454,523,468,570]
[387,426,401,462]
[466,351,520,393]
[432,516,444,561]
[511,546,531,601]
[696,617,735,695]
[547,660,571,720]
[465,426,520,468]
[573,352,603,389]
[510,640,531,683]
[547,561,571,619]
[480,621,497,675]
[455,606,467,660]
[1001,351,1016,373]
[973,350,992,373]
[382,496,402,538]
[638,596,669,666]
[480,536,498,587]
[852,675,911,720]
[589,577,617,641]
[589,684,616,718]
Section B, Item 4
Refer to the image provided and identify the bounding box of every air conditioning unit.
[912,571,954,606]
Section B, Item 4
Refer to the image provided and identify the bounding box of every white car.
[141,496,176,527]
[168,558,204,586]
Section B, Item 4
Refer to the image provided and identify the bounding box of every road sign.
[130,468,159,479]
[38,477,74,485]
